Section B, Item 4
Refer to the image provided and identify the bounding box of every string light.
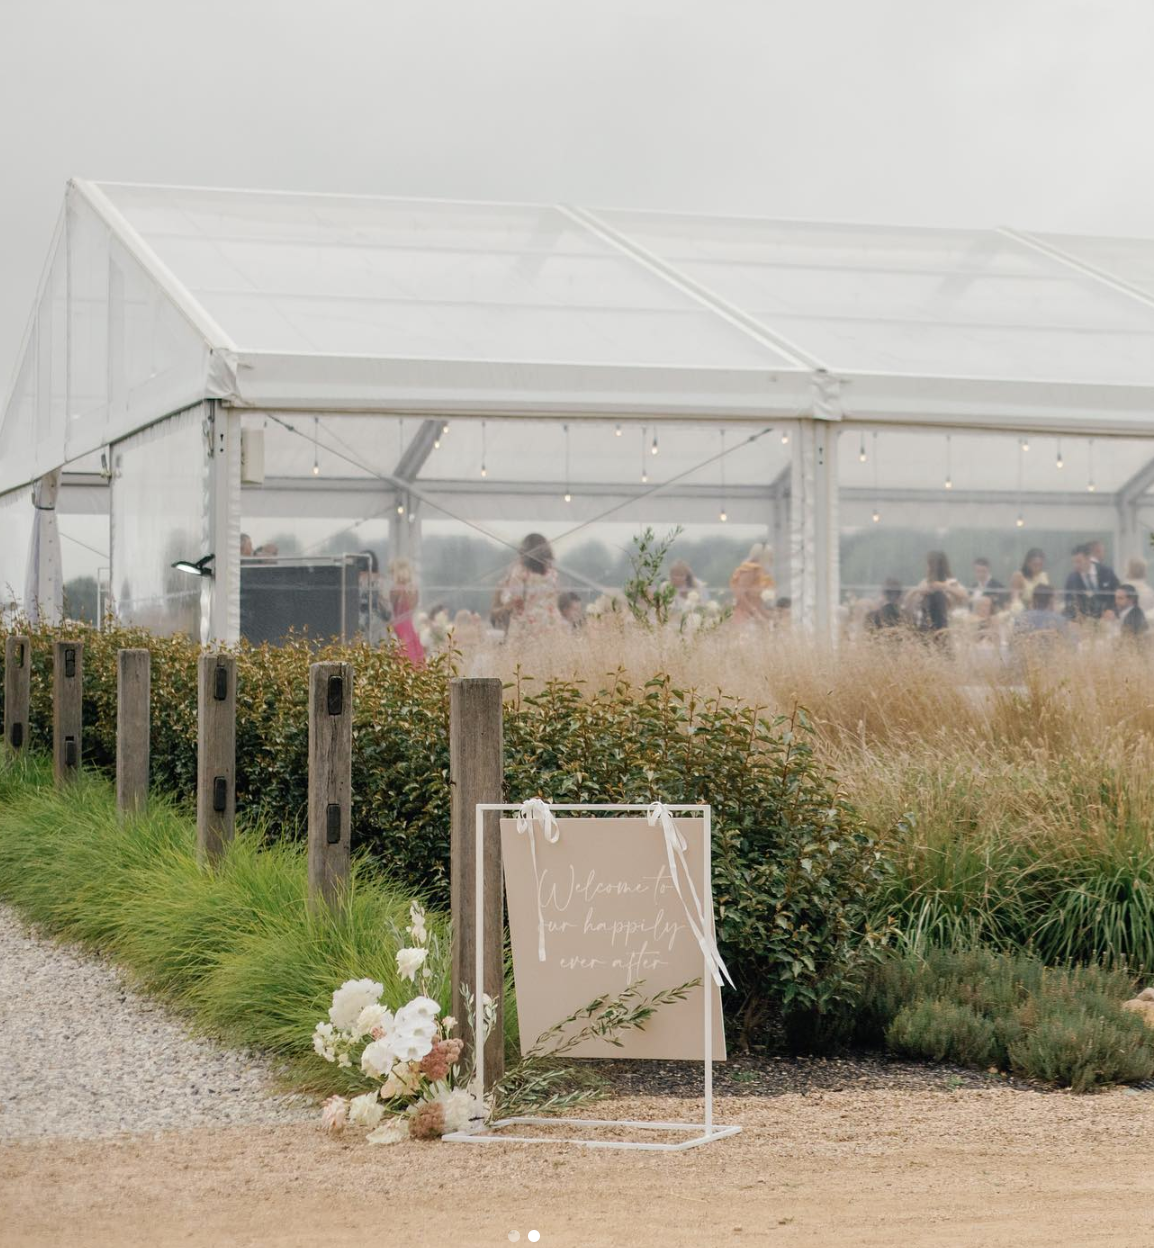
[615,422,622,437]
[944,433,953,490]
[1016,436,1025,528]
[719,429,728,522]
[651,428,659,456]
[858,433,867,463]
[1056,437,1064,470]
[1087,437,1095,492]
[312,417,320,475]
[871,431,880,523]
[563,423,572,503]
[640,426,648,484]
[781,429,790,445]
[480,420,487,478]
[396,501,405,516]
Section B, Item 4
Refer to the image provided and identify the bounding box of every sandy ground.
[4,1086,1153,1248]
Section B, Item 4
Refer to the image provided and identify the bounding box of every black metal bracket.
[326,803,342,844]
[327,674,344,717]
[213,665,228,701]
[64,648,76,678]
[10,722,23,750]
[64,736,77,768]
[213,775,228,813]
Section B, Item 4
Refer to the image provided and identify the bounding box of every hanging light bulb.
[651,430,659,456]
[640,426,648,483]
[944,433,953,489]
[615,422,622,437]
[872,508,881,523]
[564,492,572,503]
[563,422,572,502]
[859,434,867,463]
[433,435,441,450]
[781,430,790,445]
[480,419,487,478]
[718,429,727,522]
[1056,437,1064,469]
[1087,438,1095,492]
[871,431,880,523]
[396,502,405,516]
[442,422,449,436]
[312,416,320,476]
[1021,437,1030,452]
[1016,514,1025,528]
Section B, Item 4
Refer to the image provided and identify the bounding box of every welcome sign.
[500,809,727,1061]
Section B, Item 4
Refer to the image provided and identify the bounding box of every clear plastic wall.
[110,406,206,634]
[0,487,34,615]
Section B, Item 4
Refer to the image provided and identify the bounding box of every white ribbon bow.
[516,798,560,962]
[646,802,734,989]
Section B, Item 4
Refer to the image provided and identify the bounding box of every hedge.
[0,621,887,1036]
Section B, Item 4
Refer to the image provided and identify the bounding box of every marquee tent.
[3,178,1154,640]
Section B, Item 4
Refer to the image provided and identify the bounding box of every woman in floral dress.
[496,533,564,643]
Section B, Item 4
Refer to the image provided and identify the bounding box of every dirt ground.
[4,1086,1153,1248]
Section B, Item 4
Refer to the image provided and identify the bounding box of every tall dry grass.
[460,620,1154,969]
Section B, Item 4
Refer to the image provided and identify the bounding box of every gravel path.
[0,905,313,1141]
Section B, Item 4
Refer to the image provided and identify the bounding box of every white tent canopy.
[3,179,1154,636]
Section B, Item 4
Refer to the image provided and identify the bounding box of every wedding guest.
[1125,556,1154,614]
[358,549,390,644]
[1088,539,1120,615]
[971,557,1005,611]
[867,579,905,633]
[729,543,774,625]
[666,559,707,612]
[1006,570,1028,616]
[253,541,280,558]
[388,557,425,665]
[240,532,254,557]
[1063,545,1099,621]
[558,591,585,628]
[497,533,564,642]
[1020,548,1049,607]
[1114,583,1149,643]
[904,551,967,642]
[1013,583,1071,649]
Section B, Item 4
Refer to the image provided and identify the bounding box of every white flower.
[434,1087,487,1134]
[352,1003,394,1040]
[320,1095,347,1134]
[399,996,440,1022]
[685,589,701,607]
[760,587,774,604]
[361,1037,397,1079]
[396,947,428,982]
[380,1060,422,1099]
[312,1021,338,1062]
[441,1016,457,1034]
[390,1023,436,1063]
[407,901,428,945]
[329,978,384,1030]
[348,1091,385,1129]
[366,1118,409,1145]
[706,600,721,615]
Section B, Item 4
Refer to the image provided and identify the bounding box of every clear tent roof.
[5,178,1154,499]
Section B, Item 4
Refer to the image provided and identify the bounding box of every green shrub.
[886,999,999,1068]
[0,622,885,1037]
[850,945,1154,1091]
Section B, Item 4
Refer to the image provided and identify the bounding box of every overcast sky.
[2,0,1153,395]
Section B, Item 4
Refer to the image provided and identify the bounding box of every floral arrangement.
[313,901,489,1144]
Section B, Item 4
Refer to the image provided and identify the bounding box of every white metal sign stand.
[442,802,742,1152]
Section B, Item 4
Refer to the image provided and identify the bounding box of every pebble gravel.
[0,905,313,1141]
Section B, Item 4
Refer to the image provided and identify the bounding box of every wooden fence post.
[3,635,31,755]
[116,649,151,816]
[449,676,504,1089]
[307,661,353,910]
[53,640,83,785]
[197,653,236,864]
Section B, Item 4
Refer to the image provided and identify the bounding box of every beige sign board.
[500,815,727,1061]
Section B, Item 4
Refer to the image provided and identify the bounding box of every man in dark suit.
[1063,545,1099,620]
[1114,583,1149,643]
[1089,539,1120,615]
[971,557,1006,611]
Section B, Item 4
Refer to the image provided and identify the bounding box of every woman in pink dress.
[388,557,426,666]
[496,533,564,643]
